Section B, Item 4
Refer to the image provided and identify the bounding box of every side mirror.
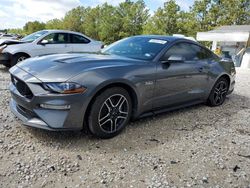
[39,39,49,45]
[166,55,185,63]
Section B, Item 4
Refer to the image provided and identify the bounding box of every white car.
[0,30,103,67]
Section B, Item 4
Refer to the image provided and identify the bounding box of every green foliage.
[7,28,25,35]
[82,6,101,40]
[63,6,87,32]
[143,0,181,35]
[23,21,46,34]
[116,0,149,38]
[45,19,63,30]
[5,0,250,44]
[191,0,250,32]
[210,0,250,25]
[98,3,121,43]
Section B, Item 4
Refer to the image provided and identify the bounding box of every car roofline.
[33,30,96,41]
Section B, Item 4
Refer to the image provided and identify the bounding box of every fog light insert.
[40,104,71,110]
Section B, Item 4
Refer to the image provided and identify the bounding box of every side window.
[42,33,68,44]
[202,48,218,60]
[162,43,198,61]
[162,42,214,62]
[70,34,90,44]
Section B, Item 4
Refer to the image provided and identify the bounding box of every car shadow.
[24,93,250,153]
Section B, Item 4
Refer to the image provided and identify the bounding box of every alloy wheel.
[98,94,129,133]
[213,81,228,105]
[17,56,27,63]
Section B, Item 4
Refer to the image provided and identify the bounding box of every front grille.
[11,75,33,99]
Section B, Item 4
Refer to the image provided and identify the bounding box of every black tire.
[11,54,29,67]
[88,87,132,139]
[3,63,11,68]
[207,77,229,106]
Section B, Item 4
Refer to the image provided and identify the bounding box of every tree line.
[7,0,250,44]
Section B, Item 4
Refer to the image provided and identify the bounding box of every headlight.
[43,82,87,94]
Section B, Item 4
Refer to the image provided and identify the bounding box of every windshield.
[21,30,48,42]
[102,37,168,60]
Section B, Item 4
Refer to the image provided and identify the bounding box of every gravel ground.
[0,65,249,188]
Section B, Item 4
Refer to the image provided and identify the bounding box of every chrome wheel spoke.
[116,96,126,108]
[104,98,115,111]
[112,118,118,132]
[104,101,111,112]
[214,88,220,94]
[221,88,227,94]
[214,94,220,103]
[219,83,224,90]
[118,110,128,118]
[99,113,111,127]
[117,115,127,120]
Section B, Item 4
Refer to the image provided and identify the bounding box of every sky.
[0,0,194,30]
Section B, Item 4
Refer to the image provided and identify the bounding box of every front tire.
[11,54,29,67]
[88,87,132,139]
[207,77,229,106]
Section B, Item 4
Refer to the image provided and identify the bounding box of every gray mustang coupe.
[9,36,236,138]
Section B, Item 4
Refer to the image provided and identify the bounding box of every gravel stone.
[0,65,249,187]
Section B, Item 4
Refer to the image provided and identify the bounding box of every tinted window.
[201,48,218,59]
[162,42,215,61]
[42,33,69,44]
[102,37,168,60]
[70,34,90,44]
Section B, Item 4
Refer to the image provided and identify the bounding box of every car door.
[153,42,210,109]
[70,34,94,52]
[31,33,72,56]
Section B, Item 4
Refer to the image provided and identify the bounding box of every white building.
[197,25,250,69]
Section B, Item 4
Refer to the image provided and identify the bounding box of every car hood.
[0,39,25,46]
[12,53,141,82]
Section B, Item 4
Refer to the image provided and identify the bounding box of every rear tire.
[207,77,229,106]
[11,54,29,67]
[3,63,11,68]
[88,87,132,139]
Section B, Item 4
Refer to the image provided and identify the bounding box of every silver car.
[9,36,236,138]
[0,30,103,67]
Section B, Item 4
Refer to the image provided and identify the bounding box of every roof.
[210,25,250,33]
[42,29,83,35]
[135,35,180,41]
[197,25,250,42]
[134,35,197,43]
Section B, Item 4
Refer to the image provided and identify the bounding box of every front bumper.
[228,80,235,95]
[9,83,86,131]
[228,73,236,95]
[10,98,55,131]
[0,52,12,65]
[9,67,89,131]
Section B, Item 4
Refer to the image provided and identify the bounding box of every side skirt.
[136,100,204,120]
